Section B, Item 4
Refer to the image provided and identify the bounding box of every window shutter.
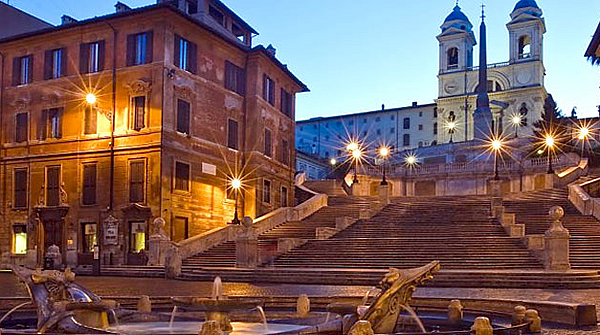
[27,55,33,83]
[177,99,190,134]
[12,57,20,86]
[145,31,153,63]
[174,35,181,67]
[262,74,267,100]
[16,113,27,142]
[79,43,89,74]
[56,108,63,138]
[228,119,238,149]
[98,40,105,71]
[126,34,136,66]
[44,50,53,80]
[237,66,245,95]
[188,41,197,74]
[38,110,48,140]
[15,170,27,208]
[60,48,67,77]
[269,78,275,105]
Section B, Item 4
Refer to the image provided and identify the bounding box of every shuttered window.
[48,108,62,139]
[126,31,153,66]
[82,164,97,205]
[176,99,190,135]
[263,75,275,105]
[227,119,238,150]
[132,96,145,130]
[281,139,290,166]
[46,166,60,206]
[44,48,66,80]
[263,179,271,203]
[174,35,197,74]
[224,61,245,95]
[15,113,27,143]
[80,41,105,74]
[84,105,97,134]
[280,88,292,116]
[174,161,190,192]
[264,129,272,157]
[129,161,145,203]
[12,55,32,86]
[14,169,27,208]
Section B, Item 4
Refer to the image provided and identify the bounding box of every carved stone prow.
[361,261,441,334]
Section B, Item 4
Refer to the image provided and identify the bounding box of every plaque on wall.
[103,215,119,246]
[202,163,217,176]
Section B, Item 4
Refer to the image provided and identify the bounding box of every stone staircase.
[271,195,542,270]
[302,180,347,196]
[181,196,377,269]
[504,188,600,269]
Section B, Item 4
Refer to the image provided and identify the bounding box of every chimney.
[381,104,385,110]
[61,15,78,25]
[115,1,132,13]
[412,101,418,107]
[266,44,276,57]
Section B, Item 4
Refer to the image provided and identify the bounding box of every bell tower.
[507,0,546,63]
[437,4,477,74]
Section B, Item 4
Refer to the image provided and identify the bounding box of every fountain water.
[400,304,427,333]
[169,306,178,328]
[211,276,223,300]
[255,305,268,330]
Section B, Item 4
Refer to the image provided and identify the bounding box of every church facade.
[436,0,548,143]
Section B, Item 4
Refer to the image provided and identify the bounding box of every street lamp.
[346,142,359,152]
[511,115,522,138]
[85,93,97,105]
[578,126,590,141]
[490,139,502,180]
[405,155,417,166]
[230,178,242,225]
[330,158,337,166]
[378,146,390,185]
[351,148,362,184]
[447,121,456,143]
[544,134,556,174]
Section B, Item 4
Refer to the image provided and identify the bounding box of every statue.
[151,217,168,239]
[59,182,68,205]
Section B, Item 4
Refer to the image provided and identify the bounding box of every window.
[209,5,224,26]
[376,129,381,135]
[173,216,189,242]
[44,48,65,80]
[130,221,146,253]
[281,88,292,116]
[403,117,410,129]
[391,115,395,120]
[390,128,395,134]
[281,139,290,165]
[174,35,197,74]
[12,55,32,85]
[15,113,28,143]
[281,186,288,207]
[325,124,329,128]
[349,120,354,126]
[418,141,423,148]
[418,124,424,131]
[225,61,245,95]
[46,166,60,206]
[434,122,438,135]
[174,161,190,192]
[227,119,239,150]
[376,117,381,122]
[264,129,272,157]
[185,0,198,14]
[82,164,97,205]
[132,96,146,130]
[447,47,459,69]
[84,105,97,134]
[14,169,27,208]
[263,75,275,105]
[81,223,97,253]
[419,112,423,117]
[176,99,190,135]
[403,134,410,147]
[127,31,153,66]
[129,161,145,203]
[38,108,62,140]
[80,41,104,74]
[13,225,27,255]
[263,179,271,203]
[433,107,438,118]
[518,35,531,59]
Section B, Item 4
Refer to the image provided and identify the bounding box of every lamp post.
[448,121,456,143]
[230,178,242,225]
[511,115,522,138]
[378,146,390,185]
[403,155,417,196]
[545,134,555,174]
[491,139,502,180]
[351,148,362,184]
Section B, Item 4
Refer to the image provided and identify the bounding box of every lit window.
[132,96,145,130]
[130,221,146,253]
[82,223,97,253]
[13,225,27,255]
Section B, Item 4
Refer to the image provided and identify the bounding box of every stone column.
[378,184,390,204]
[236,217,258,268]
[544,206,571,271]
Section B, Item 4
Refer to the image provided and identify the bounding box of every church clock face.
[444,80,459,94]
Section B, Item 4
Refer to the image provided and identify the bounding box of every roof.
[0,2,306,91]
[0,2,52,40]
[296,103,437,124]
[444,5,471,24]
[212,0,257,35]
[585,21,600,65]
[513,0,540,11]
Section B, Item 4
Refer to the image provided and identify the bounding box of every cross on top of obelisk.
[481,4,486,21]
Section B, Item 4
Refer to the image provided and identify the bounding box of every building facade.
[0,0,306,267]
[436,0,547,143]
[295,103,437,161]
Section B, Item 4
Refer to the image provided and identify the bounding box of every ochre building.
[0,0,307,267]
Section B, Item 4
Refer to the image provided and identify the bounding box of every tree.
[532,94,564,138]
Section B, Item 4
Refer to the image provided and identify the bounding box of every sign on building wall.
[103,215,119,246]
[202,162,217,175]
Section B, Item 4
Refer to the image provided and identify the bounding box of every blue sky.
[9,0,600,120]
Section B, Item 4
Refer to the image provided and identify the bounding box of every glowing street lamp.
[330,158,337,166]
[511,115,522,138]
[447,121,457,143]
[230,178,242,225]
[578,127,590,141]
[85,93,97,105]
[351,148,362,184]
[378,146,390,185]
[346,142,359,152]
[490,139,503,180]
[544,134,556,174]
[405,155,417,166]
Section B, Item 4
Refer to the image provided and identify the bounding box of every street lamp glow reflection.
[231,178,242,190]
[85,93,97,105]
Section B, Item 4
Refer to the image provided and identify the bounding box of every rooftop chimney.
[61,15,78,25]
[266,44,276,57]
[381,104,385,110]
[115,1,132,13]
[412,101,418,107]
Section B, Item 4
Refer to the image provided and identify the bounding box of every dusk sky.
[9,0,600,121]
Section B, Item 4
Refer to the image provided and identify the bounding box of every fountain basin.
[171,298,262,312]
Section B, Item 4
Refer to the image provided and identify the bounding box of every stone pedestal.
[544,206,571,271]
[165,247,182,279]
[236,238,258,268]
[378,184,390,205]
[470,316,493,335]
[489,179,502,198]
[65,250,78,269]
[148,236,171,266]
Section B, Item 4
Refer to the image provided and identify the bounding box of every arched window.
[518,35,531,59]
[447,47,459,69]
